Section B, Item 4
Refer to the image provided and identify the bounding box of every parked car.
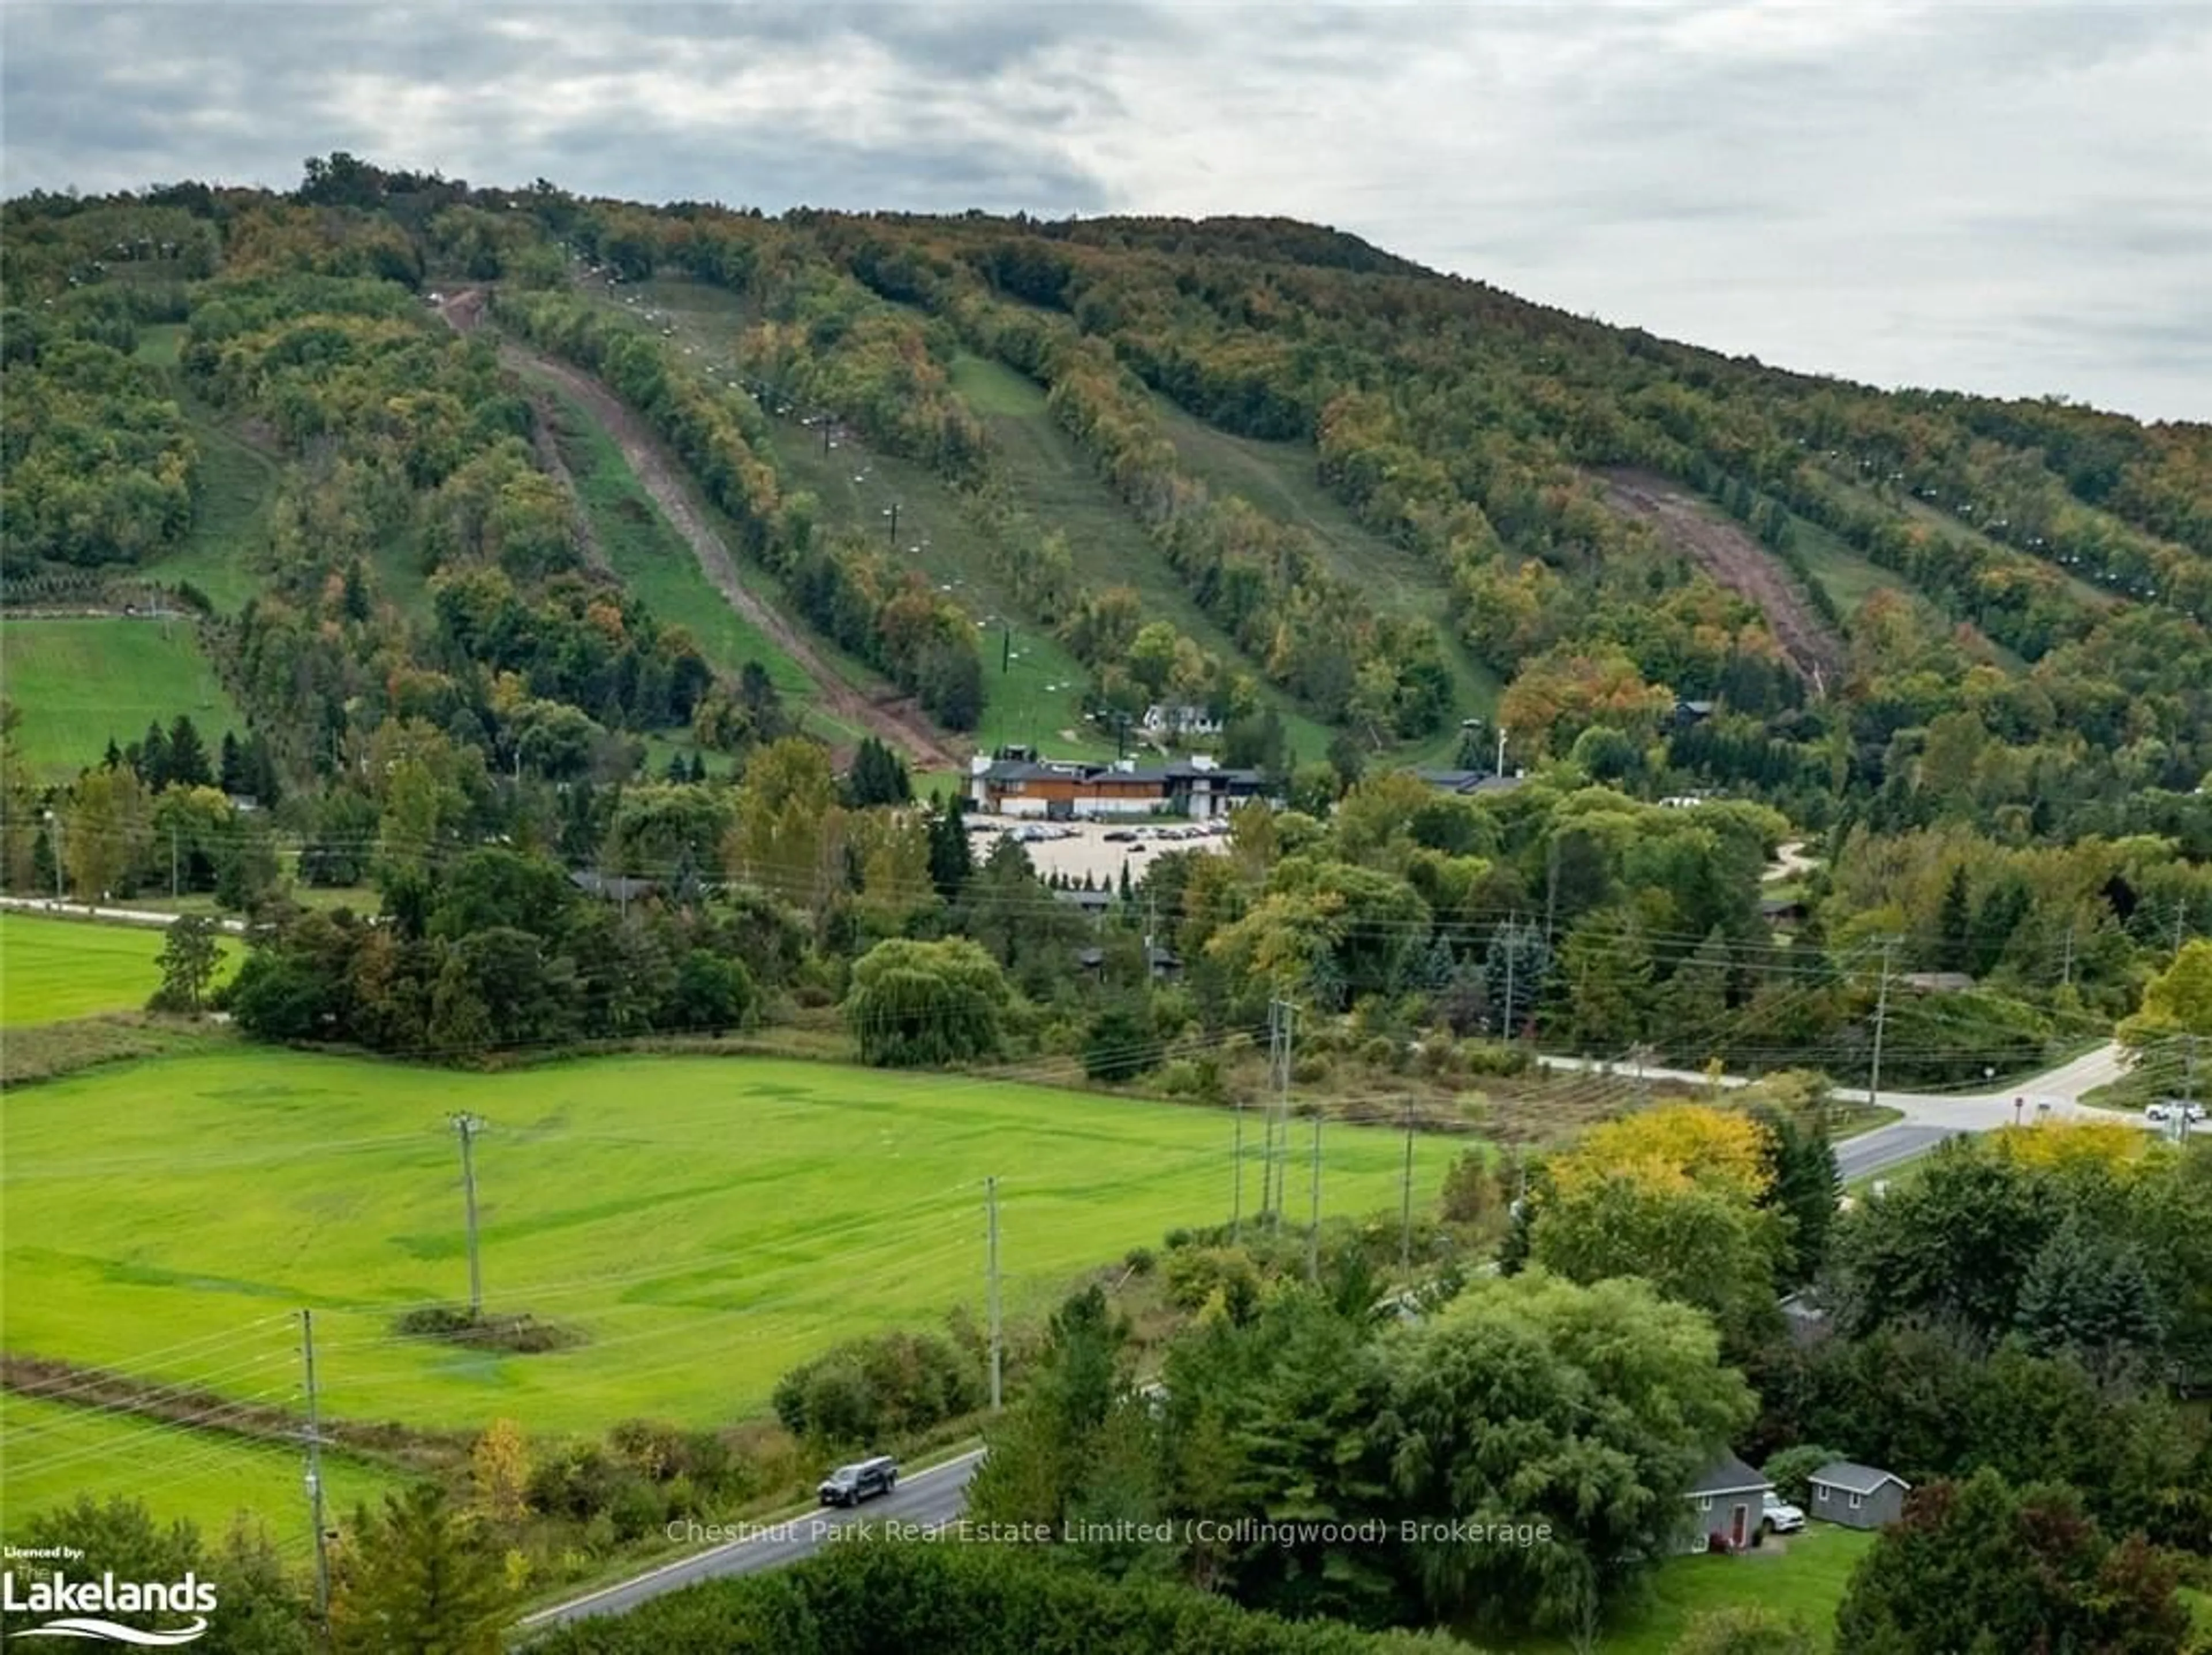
[1761,1493,1806,1535]
[819,1455,899,1507]
[2145,1101,2206,1124]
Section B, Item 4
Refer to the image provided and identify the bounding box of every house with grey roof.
[1808,1461,1911,1529]
[1681,1453,1773,1553]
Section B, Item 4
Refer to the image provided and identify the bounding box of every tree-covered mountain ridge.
[5,158,2210,831]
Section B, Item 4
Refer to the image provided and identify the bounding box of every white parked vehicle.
[2144,1100,2205,1124]
[1761,1493,1806,1535]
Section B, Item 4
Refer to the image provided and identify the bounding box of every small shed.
[1808,1461,1911,1529]
[1682,1453,1772,1553]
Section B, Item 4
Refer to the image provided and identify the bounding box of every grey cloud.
[1,1,2206,418]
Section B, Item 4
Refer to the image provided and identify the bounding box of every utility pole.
[170,824,179,900]
[1278,999,1293,1226]
[451,1114,485,1317]
[1502,915,1518,1041]
[1230,1091,1246,1243]
[2175,900,2188,956]
[1495,726,1508,778]
[1868,939,1896,1114]
[985,1176,1002,1410]
[885,501,901,550]
[44,811,62,899]
[1544,836,1560,944]
[1260,998,1283,1224]
[2182,1036,2199,1146]
[2061,922,2074,987]
[1399,1098,1416,1274]
[1305,1111,1323,1284]
[300,1310,331,1637]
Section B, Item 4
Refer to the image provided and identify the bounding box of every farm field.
[0,912,232,1026]
[1493,1524,1877,1655]
[0,1048,1461,1445]
[0,1391,402,1536]
[0,619,244,781]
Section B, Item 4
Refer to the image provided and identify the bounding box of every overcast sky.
[5,2,2206,421]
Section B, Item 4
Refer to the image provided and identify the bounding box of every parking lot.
[967,814,1230,885]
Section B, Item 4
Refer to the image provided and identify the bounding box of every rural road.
[0,895,246,933]
[1540,1040,2146,1180]
[520,1449,986,1631]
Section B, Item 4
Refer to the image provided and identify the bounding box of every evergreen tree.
[340,558,372,623]
[150,915,222,1014]
[845,736,912,808]
[136,719,171,789]
[1753,1104,1840,1287]
[218,730,247,794]
[329,1484,512,1655]
[1484,919,1549,1039]
[1936,864,1972,973]
[166,714,211,789]
[252,732,281,804]
[103,735,123,771]
[925,791,972,900]
[687,752,707,783]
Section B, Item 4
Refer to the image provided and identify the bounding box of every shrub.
[770,1329,984,1446]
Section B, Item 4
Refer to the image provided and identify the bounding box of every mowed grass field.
[0,1391,402,1536]
[0,619,243,781]
[0,913,233,1026]
[1,1048,1459,1442]
[1492,1524,1877,1655]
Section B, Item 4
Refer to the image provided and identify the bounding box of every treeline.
[0,325,196,573]
[490,287,985,729]
[639,217,1271,738]
[226,844,774,1055]
[530,1532,1459,1655]
[809,243,1466,738]
[735,264,987,483]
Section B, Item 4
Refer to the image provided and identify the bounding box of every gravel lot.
[967,813,1229,885]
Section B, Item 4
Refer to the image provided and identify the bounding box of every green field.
[0,913,236,1025]
[1495,1524,1877,1654]
[0,619,244,781]
[0,1391,402,1536]
[1,1048,1459,1444]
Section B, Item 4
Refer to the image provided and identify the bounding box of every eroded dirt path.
[438,290,961,769]
[1594,467,1846,694]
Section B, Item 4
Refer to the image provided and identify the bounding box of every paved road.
[0,895,247,933]
[1540,1041,2134,1128]
[1832,1122,1965,1181]
[518,1449,985,1631]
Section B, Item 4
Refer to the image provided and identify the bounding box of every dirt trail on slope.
[437,290,961,769]
[1593,467,1846,694]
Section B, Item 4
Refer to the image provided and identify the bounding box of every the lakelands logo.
[2,1549,217,1646]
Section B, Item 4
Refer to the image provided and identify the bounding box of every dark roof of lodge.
[1413,768,1527,795]
[978,758,1263,786]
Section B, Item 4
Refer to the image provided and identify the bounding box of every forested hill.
[3,157,2211,846]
